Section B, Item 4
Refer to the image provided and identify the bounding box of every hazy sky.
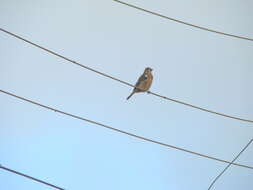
[1,0,253,189]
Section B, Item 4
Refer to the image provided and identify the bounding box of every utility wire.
[208,139,253,190]
[113,0,253,42]
[0,164,65,190]
[0,28,253,124]
[1,89,253,170]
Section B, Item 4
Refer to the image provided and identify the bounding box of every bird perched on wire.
[127,67,153,100]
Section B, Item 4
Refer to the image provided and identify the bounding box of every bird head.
[144,67,153,73]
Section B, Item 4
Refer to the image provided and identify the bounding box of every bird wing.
[134,74,148,91]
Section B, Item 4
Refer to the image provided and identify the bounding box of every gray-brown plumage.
[127,67,153,100]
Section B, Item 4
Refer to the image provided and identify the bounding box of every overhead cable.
[113,0,253,42]
[0,28,252,124]
[0,164,65,190]
[1,89,253,170]
[208,139,253,190]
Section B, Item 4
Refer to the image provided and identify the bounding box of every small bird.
[127,67,153,100]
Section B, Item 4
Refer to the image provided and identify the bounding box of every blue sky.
[1,0,253,189]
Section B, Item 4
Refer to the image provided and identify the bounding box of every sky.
[1,0,253,189]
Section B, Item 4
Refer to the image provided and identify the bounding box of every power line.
[1,89,253,170]
[113,0,253,42]
[208,139,253,190]
[0,164,65,190]
[0,28,253,124]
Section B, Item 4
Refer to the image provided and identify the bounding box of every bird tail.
[126,92,135,100]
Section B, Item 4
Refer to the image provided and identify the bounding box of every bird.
[127,67,153,100]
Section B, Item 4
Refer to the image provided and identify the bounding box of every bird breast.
[140,73,153,91]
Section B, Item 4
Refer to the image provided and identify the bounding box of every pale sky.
[1,0,253,189]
